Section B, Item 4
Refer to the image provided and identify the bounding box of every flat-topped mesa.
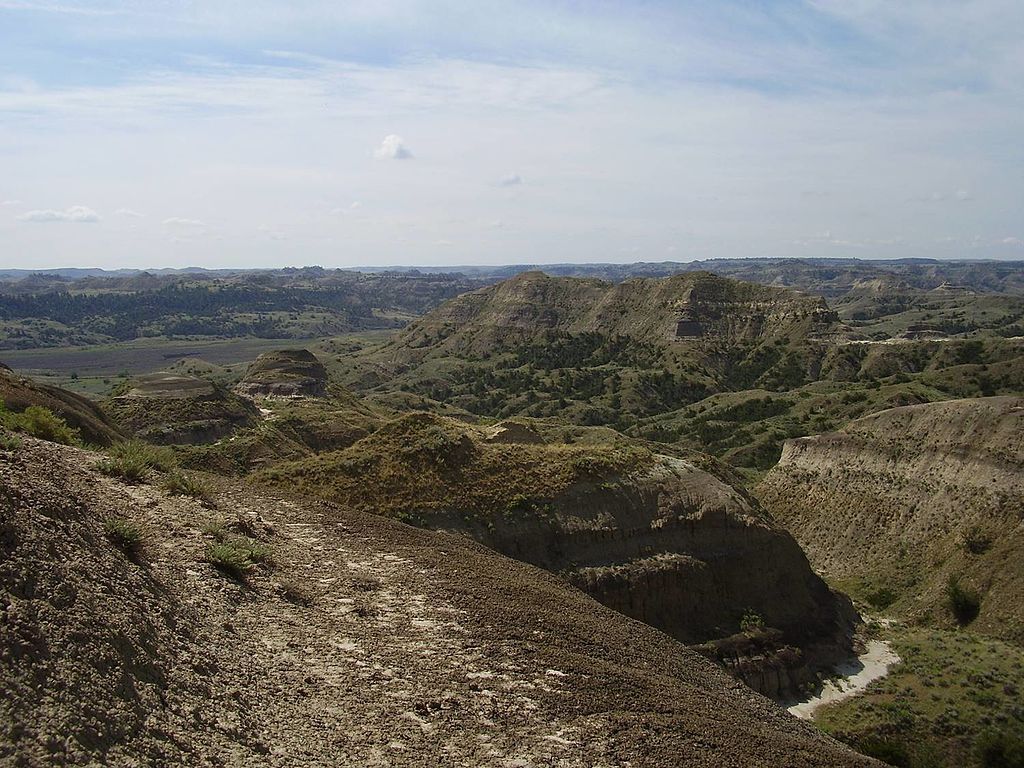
[104,372,258,445]
[758,396,1024,643]
[234,349,329,399]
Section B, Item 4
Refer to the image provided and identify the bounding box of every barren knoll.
[758,397,1024,642]
[0,436,874,767]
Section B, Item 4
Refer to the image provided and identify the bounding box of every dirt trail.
[0,438,878,767]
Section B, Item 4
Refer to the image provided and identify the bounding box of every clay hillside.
[0,437,875,767]
[757,396,1024,642]
[385,270,839,366]
[257,411,857,699]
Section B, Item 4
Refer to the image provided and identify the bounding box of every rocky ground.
[0,436,876,767]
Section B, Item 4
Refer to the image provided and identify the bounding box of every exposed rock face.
[758,397,1024,643]
[483,420,544,444]
[0,437,874,767]
[390,271,840,363]
[234,349,328,398]
[258,413,857,698]
[0,363,124,445]
[104,372,258,444]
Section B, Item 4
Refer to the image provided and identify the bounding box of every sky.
[1,1,1023,269]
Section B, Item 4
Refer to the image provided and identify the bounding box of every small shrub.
[0,431,21,450]
[104,518,142,554]
[947,574,982,626]
[162,471,210,501]
[864,586,899,611]
[740,610,766,633]
[963,525,993,555]
[205,541,253,577]
[201,518,228,541]
[204,534,271,578]
[974,729,1024,768]
[0,402,79,445]
[97,440,176,482]
[856,736,911,767]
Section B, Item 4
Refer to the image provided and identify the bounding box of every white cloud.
[115,207,145,217]
[497,173,522,187]
[1000,237,1023,246]
[374,134,413,160]
[17,205,99,222]
[162,217,206,228]
[1,200,22,206]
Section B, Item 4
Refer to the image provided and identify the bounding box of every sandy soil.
[787,640,901,720]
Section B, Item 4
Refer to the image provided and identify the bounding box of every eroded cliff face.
[758,397,1024,643]
[233,349,329,399]
[104,372,259,444]
[438,455,856,698]
[258,413,857,698]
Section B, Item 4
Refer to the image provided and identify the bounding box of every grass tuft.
[162,470,211,501]
[97,440,176,483]
[104,517,142,554]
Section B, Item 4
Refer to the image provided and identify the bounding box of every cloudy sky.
[1,1,1022,268]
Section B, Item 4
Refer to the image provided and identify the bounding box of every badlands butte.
[1,259,1023,767]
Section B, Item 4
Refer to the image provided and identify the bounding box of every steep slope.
[389,270,839,363]
[0,362,123,445]
[234,348,329,398]
[757,397,1024,642]
[258,412,857,698]
[104,372,259,444]
[342,271,844,427]
[0,437,875,767]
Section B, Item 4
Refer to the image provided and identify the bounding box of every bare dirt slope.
[0,437,874,767]
[758,396,1024,641]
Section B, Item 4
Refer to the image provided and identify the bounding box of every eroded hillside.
[257,412,857,698]
[0,436,874,767]
[757,397,1024,642]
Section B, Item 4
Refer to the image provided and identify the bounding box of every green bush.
[0,401,79,445]
[104,518,142,554]
[963,525,993,556]
[864,586,899,611]
[740,610,766,633]
[162,470,210,501]
[97,440,176,483]
[205,541,254,577]
[0,430,21,450]
[947,575,982,626]
[974,729,1024,768]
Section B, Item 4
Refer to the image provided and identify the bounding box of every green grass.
[0,401,80,445]
[103,518,143,554]
[815,627,1024,767]
[201,516,272,578]
[161,470,211,501]
[96,439,176,483]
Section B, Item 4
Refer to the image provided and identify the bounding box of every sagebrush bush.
[104,518,142,554]
[97,440,176,482]
[947,575,982,626]
[974,729,1024,768]
[0,430,21,450]
[0,401,79,445]
[739,610,766,633]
